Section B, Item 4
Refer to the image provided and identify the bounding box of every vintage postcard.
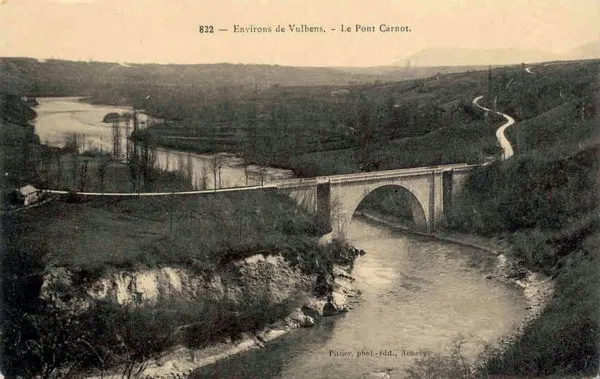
[0,1,598,378]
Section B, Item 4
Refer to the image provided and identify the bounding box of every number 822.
[198,25,215,33]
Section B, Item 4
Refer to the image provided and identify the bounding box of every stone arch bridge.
[41,163,479,236]
[273,163,479,236]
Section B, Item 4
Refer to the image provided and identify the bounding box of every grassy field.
[4,190,330,276]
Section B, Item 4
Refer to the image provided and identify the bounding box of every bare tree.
[97,156,109,192]
[186,153,194,186]
[55,153,63,188]
[127,129,156,192]
[140,140,156,191]
[71,153,79,187]
[209,154,223,190]
[177,154,185,179]
[329,196,349,242]
[79,159,89,191]
[127,141,141,193]
[200,163,209,190]
[111,122,121,161]
[258,166,268,187]
[125,119,131,162]
[64,132,80,154]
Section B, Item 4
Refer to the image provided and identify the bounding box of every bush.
[484,253,600,376]
[102,112,121,123]
[405,336,477,379]
[446,147,598,235]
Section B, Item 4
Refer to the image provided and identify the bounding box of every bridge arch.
[350,185,428,232]
[329,175,436,237]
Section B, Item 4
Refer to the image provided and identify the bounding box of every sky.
[0,0,598,66]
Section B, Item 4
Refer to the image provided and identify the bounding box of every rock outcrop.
[39,252,360,379]
[40,253,317,312]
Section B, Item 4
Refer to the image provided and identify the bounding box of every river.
[32,97,294,189]
[191,218,528,379]
[32,97,528,378]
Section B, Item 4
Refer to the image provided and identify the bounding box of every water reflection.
[33,97,294,190]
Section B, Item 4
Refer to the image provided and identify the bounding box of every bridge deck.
[272,163,479,188]
[39,163,480,197]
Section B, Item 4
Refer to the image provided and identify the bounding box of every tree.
[209,154,223,190]
[258,166,268,186]
[97,156,109,192]
[186,153,194,186]
[71,153,79,188]
[64,133,80,154]
[177,154,186,184]
[329,196,349,241]
[127,141,141,193]
[140,134,156,191]
[128,129,157,192]
[125,119,132,162]
[78,159,89,191]
[5,303,92,379]
[111,122,121,161]
[201,164,209,190]
[55,153,63,188]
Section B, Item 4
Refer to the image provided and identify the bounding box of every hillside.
[345,58,599,377]
[0,58,404,97]
[438,59,598,376]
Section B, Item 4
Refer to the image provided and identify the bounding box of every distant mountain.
[394,47,561,67]
[564,41,600,60]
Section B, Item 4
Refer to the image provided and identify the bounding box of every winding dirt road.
[472,95,515,159]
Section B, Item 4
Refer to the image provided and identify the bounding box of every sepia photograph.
[0,0,598,378]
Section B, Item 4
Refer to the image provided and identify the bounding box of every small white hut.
[18,185,40,206]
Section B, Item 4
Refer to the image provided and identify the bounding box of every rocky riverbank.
[39,248,362,379]
[137,263,360,379]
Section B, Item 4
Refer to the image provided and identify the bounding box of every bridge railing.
[268,177,320,189]
[270,163,481,187]
[40,184,278,197]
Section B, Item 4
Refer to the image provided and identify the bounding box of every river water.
[33,97,293,189]
[32,97,528,378]
[192,218,528,379]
